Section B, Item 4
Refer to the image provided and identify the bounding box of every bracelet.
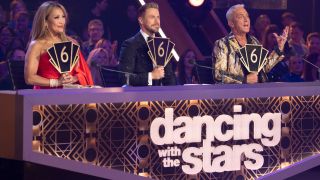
[49,79,59,87]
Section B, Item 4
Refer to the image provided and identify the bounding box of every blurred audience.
[0,26,15,61]
[69,34,83,48]
[0,61,13,90]
[262,24,280,52]
[95,38,118,64]
[8,0,27,28]
[0,47,25,90]
[288,22,308,57]
[113,2,140,51]
[254,14,271,42]
[87,47,117,86]
[0,5,8,28]
[281,12,296,28]
[304,53,320,81]
[176,49,199,85]
[82,19,105,59]
[267,57,289,82]
[281,56,304,82]
[263,24,291,82]
[306,32,320,55]
[79,0,111,41]
[126,3,139,30]
[6,48,25,61]
[12,11,30,49]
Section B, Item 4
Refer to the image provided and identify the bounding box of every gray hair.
[226,4,244,22]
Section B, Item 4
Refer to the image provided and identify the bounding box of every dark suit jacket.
[118,32,176,86]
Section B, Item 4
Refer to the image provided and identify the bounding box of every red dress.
[34,51,93,89]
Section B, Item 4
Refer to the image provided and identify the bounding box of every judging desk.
[1,82,320,179]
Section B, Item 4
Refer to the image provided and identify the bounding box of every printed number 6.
[250,49,258,63]
[61,46,69,63]
[158,42,164,57]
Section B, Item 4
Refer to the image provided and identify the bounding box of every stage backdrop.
[31,94,320,179]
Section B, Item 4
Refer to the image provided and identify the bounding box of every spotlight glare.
[189,0,205,7]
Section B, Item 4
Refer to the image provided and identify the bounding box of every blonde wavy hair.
[87,48,110,67]
[30,1,68,41]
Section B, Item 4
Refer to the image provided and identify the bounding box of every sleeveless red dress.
[34,51,93,89]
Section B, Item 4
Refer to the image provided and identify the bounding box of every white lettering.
[150,106,282,174]
[181,143,264,174]
[181,147,203,174]
[150,108,174,145]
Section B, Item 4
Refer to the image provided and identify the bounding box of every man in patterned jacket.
[213,4,288,84]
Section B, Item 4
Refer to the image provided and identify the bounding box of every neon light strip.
[138,0,180,61]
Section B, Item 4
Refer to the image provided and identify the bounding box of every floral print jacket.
[213,33,285,84]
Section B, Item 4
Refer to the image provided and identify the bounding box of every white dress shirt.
[140,29,154,86]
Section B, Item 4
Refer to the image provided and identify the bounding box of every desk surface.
[10,81,320,105]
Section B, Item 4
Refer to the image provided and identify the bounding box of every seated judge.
[118,2,176,86]
[25,1,93,89]
[214,4,288,84]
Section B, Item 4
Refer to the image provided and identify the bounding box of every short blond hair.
[87,48,110,67]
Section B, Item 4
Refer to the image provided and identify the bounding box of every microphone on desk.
[188,59,243,83]
[92,62,136,86]
[187,55,214,63]
[188,59,214,70]
[301,56,320,80]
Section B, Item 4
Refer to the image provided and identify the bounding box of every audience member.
[281,12,296,28]
[76,0,111,40]
[126,3,140,30]
[0,26,15,61]
[95,38,118,65]
[254,14,271,42]
[82,19,104,59]
[7,48,25,61]
[262,24,280,52]
[304,53,320,81]
[176,49,199,85]
[69,34,83,48]
[12,11,30,49]
[113,2,140,50]
[9,0,27,28]
[87,47,117,86]
[0,61,13,90]
[306,32,320,55]
[288,22,308,57]
[0,5,8,28]
[281,56,304,82]
[262,24,291,82]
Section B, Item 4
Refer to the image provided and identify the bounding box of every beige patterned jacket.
[213,33,285,83]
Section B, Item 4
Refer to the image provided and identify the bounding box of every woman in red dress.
[25,1,93,89]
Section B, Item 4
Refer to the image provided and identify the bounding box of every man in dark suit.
[118,2,176,86]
